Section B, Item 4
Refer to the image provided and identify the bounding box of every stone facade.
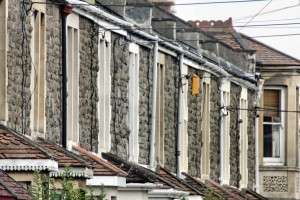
[163,54,179,173]
[7,0,32,135]
[45,4,62,143]
[187,68,202,177]
[209,76,220,182]
[247,89,256,189]
[110,33,130,159]
[229,83,241,187]
[138,46,153,165]
[78,17,99,152]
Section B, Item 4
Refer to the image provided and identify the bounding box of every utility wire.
[239,0,274,31]
[235,3,300,21]
[30,0,269,7]
[235,17,300,24]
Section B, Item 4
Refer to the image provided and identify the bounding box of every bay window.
[263,87,285,164]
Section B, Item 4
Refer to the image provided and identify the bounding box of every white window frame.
[0,0,8,124]
[201,72,211,180]
[239,87,248,188]
[180,64,188,172]
[263,86,285,165]
[66,13,80,147]
[30,3,46,136]
[128,43,140,163]
[98,30,112,153]
[220,80,230,185]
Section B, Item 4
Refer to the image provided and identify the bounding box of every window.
[30,6,46,135]
[0,0,8,123]
[155,53,165,165]
[263,87,285,164]
[220,80,230,185]
[180,64,188,172]
[239,87,248,188]
[98,30,111,153]
[201,72,211,180]
[66,14,79,145]
[128,43,139,163]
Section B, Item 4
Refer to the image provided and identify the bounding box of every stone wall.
[187,68,202,177]
[7,1,32,135]
[138,46,153,165]
[45,4,62,143]
[229,83,241,187]
[78,17,99,152]
[247,89,256,189]
[163,54,178,173]
[110,33,130,159]
[210,76,220,182]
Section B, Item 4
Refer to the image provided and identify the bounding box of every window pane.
[263,124,280,158]
[264,89,280,118]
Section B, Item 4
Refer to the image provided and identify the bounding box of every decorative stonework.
[263,176,288,192]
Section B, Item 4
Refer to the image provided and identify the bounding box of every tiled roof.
[213,33,243,51]
[72,146,128,177]
[158,167,201,195]
[102,152,157,183]
[0,125,51,160]
[241,34,300,66]
[36,137,89,168]
[181,172,207,193]
[102,153,201,195]
[0,170,33,200]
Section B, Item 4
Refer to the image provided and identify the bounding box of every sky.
[174,0,300,60]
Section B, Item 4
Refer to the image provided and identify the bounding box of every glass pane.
[264,89,280,118]
[263,124,280,157]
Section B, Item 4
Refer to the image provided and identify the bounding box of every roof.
[102,152,202,195]
[158,167,201,195]
[241,33,300,66]
[205,180,268,200]
[36,138,88,168]
[35,138,93,178]
[72,146,128,177]
[0,125,58,172]
[0,126,51,160]
[0,170,33,200]
[102,152,157,183]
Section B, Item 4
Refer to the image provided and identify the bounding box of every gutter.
[149,189,189,199]
[149,39,159,170]
[61,5,72,148]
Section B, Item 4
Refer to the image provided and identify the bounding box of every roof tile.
[0,170,33,200]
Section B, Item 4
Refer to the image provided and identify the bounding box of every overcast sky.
[174,0,300,60]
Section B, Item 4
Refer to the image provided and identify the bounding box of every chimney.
[99,0,153,28]
[152,18,177,40]
[151,0,174,13]
[188,18,235,33]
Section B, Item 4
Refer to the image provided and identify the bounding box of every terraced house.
[0,0,268,199]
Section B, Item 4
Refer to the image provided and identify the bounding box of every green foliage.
[203,189,223,200]
[30,166,106,200]
[181,197,189,200]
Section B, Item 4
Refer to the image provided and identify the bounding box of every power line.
[30,0,269,7]
[235,3,300,21]
[235,17,300,24]
[239,0,274,31]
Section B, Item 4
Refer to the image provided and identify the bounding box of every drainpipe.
[219,79,225,185]
[255,79,264,193]
[61,5,72,149]
[176,53,184,178]
[149,39,159,170]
